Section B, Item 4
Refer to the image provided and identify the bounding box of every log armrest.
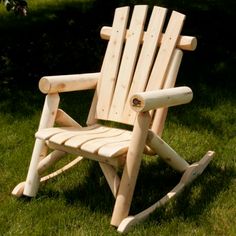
[39,72,101,94]
[130,86,193,112]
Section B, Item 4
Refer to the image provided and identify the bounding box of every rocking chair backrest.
[88,5,189,135]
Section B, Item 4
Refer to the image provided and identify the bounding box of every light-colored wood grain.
[151,49,183,136]
[100,26,197,51]
[39,73,99,94]
[35,124,101,140]
[47,141,125,167]
[12,156,84,197]
[117,151,215,233]
[146,11,185,91]
[130,86,193,112]
[122,6,167,124]
[96,6,129,119]
[111,112,151,227]
[23,93,60,197]
[55,109,82,128]
[81,131,131,153]
[147,130,189,172]
[37,150,65,175]
[64,128,124,149]
[108,5,148,122]
[99,163,120,197]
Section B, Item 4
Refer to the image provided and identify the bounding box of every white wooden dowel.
[100,26,197,51]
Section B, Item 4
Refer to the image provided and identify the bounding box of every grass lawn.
[0,0,236,235]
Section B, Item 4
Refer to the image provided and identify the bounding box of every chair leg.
[23,139,47,197]
[110,112,151,227]
[12,93,60,197]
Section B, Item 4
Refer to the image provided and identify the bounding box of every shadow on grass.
[26,156,235,223]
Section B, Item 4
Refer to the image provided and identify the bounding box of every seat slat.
[96,6,130,120]
[98,141,130,157]
[109,5,148,122]
[35,124,100,140]
[64,128,125,148]
[122,6,167,124]
[81,131,132,153]
[49,126,110,145]
[36,127,79,140]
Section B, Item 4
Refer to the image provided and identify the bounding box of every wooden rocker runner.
[12,5,215,233]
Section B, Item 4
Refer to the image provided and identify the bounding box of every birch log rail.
[12,5,214,233]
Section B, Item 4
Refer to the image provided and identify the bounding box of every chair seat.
[36,124,134,158]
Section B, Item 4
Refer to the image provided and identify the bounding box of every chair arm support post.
[130,86,193,112]
[39,72,100,94]
[111,112,152,227]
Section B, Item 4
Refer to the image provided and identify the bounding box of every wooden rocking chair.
[12,5,215,233]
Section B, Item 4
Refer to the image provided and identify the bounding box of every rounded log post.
[23,93,60,197]
[39,73,99,94]
[130,86,193,113]
[110,112,151,227]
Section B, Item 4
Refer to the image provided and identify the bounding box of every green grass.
[0,0,236,235]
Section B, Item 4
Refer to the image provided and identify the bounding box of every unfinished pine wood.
[111,112,151,227]
[147,130,189,172]
[39,73,99,94]
[37,150,65,175]
[23,93,60,197]
[47,141,125,167]
[146,11,185,91]
[117,151,215,233]
[151,49,183,136]
[122,6,167,124]
[12,5,215,234]
[35,124,101,140]
[100,27,197,51]
[108,5,148,122]
[55,109,82,128]
[12,156,84,197]
[80,131,132,153]
[99,163,120,197]
[64,128,124,149]
[130,86,193,112]
[96,6,129,119]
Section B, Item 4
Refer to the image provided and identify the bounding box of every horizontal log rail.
[100,26,197,51]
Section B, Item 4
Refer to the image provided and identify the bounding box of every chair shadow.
[31,155,235,222]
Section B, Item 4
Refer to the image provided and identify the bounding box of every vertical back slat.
[146,11,185,91]
[151,49,183,136]
[122,6,167,124]
[108,5,148,122]
[96,7,130,120]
